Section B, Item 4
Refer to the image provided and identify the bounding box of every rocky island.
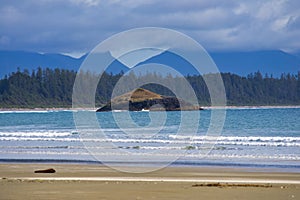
[96,88,203,112]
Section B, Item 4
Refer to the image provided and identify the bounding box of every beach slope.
[0,164,299,200]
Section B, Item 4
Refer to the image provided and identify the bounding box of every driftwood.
[34,168,56,173]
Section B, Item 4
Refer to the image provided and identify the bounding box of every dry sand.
[0,164,299,200]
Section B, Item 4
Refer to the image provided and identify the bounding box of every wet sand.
[0,164,299,200]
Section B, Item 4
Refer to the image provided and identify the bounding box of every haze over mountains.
[0,50,299,78]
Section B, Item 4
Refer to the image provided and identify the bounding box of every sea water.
[0,108,299,171]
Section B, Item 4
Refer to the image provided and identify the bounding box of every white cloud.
[0,36,10,46]
[271,16,290,31]
[0,5,22,23]
[69,0,101,7]
[0,0,299,53]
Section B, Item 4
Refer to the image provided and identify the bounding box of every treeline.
[0,68,76,108]
[0,68,299,108]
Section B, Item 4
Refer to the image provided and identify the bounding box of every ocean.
[0,108,299,171]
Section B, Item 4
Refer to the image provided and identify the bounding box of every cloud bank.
[0,0,299,54]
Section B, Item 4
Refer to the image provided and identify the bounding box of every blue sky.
[0,0,299,56]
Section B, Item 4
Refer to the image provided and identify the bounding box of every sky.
[0,0,300,56]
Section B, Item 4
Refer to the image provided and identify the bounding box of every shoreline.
[2,163,299,178]
[1,164,299,199]
[0,105,299,112]
[0,107,96,112]
[202,105,300,109]
[0,159,299,173]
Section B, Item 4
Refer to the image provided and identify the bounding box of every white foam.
[0,110,77,114]
[169,135,300,142]
[1,150,299,161]
[0,131,72,137]
[203,106,300,110]
[0,110,50,114]
[1,135,300,147]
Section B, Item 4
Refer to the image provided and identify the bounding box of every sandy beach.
[0,163,299,200]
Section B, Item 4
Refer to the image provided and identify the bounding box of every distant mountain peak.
[0,49,299,78]
[112,48,166,68]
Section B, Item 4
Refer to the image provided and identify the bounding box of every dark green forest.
[0,68,299,108]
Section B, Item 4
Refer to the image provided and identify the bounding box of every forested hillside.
[0,68,299,108]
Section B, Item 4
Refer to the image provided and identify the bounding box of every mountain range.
[0,50,299,78]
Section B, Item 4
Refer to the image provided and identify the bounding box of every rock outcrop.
[96,88,203,112]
